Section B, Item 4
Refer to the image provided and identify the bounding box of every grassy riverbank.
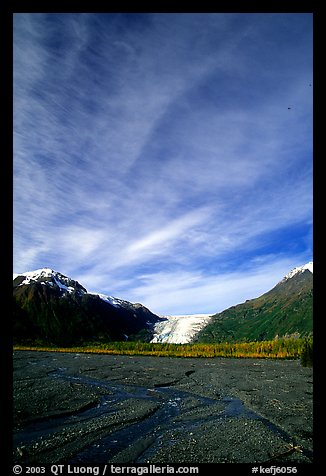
[13,337,313,362]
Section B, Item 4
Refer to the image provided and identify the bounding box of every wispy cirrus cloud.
[121,254,309,315]
[13,13,313,314]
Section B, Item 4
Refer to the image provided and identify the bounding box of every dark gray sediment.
[13,351,313,464]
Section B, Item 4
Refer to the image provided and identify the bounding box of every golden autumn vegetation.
[13,337,313,364]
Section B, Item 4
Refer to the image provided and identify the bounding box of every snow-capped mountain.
[282,261,313,282]
[13,262,313,346]
[13,268,136,310]
[13,268,88,294]
[196,261,313,343]
[13,268,160,345]
[151,314,213,344]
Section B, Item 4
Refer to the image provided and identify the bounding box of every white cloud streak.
[13,13,313,314]
[121,255,308,315]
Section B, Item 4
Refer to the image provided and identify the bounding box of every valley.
[12,263,314,465]
[13,351,313,465]
[13,263,313,346]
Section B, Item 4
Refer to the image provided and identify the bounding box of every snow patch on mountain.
[90,293,122,308]
[282,261,313,282]
[13,269,149,314]
[151,314,213,344]
[13,268,55,284]
[13,268,87,294]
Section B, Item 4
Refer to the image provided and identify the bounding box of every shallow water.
[14,364,313,463]
[13,352,313,464]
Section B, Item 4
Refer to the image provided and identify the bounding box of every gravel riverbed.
[13,351,313,464]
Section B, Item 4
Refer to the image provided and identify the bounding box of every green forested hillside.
[196,270,313,343]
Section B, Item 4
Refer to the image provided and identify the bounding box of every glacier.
[151,314,213,344]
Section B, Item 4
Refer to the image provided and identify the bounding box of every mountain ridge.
[195,262,313,343]
[13,262,313,345]
[281,261,313,281]
[13,268,161,345]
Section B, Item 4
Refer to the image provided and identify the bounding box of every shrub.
[300,337,313,367]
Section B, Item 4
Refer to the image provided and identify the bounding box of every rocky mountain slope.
[13,262,313,346]
[13,268,161,345]
[195,262,313,343]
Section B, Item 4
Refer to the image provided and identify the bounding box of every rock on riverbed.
[13,351,313,464]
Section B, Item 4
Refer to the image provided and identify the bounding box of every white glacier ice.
[151,314,213,344]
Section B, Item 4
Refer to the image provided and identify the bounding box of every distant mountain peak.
[13,267,161,345]
[195,261,313,343]
[13,268,88,294]
[282,261,313,282]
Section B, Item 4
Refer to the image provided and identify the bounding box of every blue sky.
[13,13,313,315]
